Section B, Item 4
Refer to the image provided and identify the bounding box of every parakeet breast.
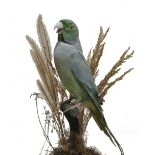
[54,42,89,102]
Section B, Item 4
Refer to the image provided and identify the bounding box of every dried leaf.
[27,15,66,139]
[37,14,52,62]
[89,27,110,77]
[26,35,41,53]
[99,68,134,98]
[98,48,134,94]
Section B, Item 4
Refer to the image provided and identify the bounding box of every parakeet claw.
[63,105,79,113]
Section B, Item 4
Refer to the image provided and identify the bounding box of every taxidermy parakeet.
[54,19,124,155]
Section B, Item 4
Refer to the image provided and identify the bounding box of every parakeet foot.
[63,105,79,113]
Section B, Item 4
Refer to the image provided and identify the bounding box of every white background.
[0,0,154,155]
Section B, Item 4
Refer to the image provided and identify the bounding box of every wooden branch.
[60,99,80,134]
[60,99,84,155]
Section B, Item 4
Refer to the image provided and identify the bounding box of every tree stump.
[49,99,102,155]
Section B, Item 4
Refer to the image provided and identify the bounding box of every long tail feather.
[90,102,124,155]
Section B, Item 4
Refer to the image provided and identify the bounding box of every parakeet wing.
[69,49,101,103]
[69,48,124,154]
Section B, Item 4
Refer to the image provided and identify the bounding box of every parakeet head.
[54,19,79,44]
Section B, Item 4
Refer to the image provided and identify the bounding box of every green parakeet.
[54,19,124,155]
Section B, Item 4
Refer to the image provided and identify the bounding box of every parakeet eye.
[69,25,75,29]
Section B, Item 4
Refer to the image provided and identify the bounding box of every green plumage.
[54,19,124,155]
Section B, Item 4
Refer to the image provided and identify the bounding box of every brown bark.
[60,99,84,155]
